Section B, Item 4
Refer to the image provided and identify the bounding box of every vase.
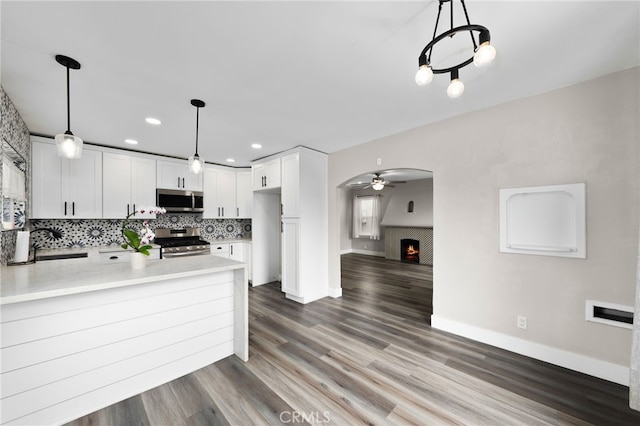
[130,252,147,270]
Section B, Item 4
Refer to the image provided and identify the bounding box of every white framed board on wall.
[499,182,586,259]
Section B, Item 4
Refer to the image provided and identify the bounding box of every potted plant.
[121,206,166,268]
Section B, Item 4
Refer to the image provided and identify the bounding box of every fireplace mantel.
[384,226,433,265]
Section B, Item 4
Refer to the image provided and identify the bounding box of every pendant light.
[415,0,496,98]
[54,55,83,159]
[188,99,206,174]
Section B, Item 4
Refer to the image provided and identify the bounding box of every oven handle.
[161,250,211,258]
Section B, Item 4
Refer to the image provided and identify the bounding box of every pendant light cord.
[195,105,200,156]
[66,65,71,133]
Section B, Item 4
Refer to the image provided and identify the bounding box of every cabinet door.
[236,171,252,218]
[130,157,157,219]
[157,160,183,189]
[182,168,203,191]
[229,243,243,261]
[103,153,132,218]
[265,159,281,189]
[252,163,266,190]
[67,148,102,218]
[281,153,300,217]
[31,141,65,218]
[218,169,237,218]
[203,167,220,218]
[281,218,299,296]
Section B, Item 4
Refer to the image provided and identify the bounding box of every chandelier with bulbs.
[415,0,496,98]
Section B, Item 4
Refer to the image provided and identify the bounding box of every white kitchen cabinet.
[281,218,299,295]
[31,138,103,219]
[252,158,281,191]
[230,242,252,282]
[210,243,230,258]
[103,152,156,219]
[280,153,300,217]
[157,159,202,191]
[236,170,252,218]
[203,166,237,218]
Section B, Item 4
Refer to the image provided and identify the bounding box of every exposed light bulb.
[55,132,83,159]
[415,64,433,86]
[372,182,384,191]
[189,155,204,174]
[473,42,496,67]
[447,78,465,98]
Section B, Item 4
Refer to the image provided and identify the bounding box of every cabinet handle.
[178,177,181,188]
[133,204,136,214]
[182,177,185,188]
[127,204,130,216]
[281,203,283,215]
[64,201,67,216]
[231,245,233,256]
[72,202,75,216]
[281,221,284,233]
[218,207,221,217]
[222,207,224,216]
[264,176,267,187]
[237,207,239,217]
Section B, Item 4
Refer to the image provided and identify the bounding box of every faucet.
[30,228,63,262]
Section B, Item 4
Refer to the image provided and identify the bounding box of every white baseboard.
[431,315,629,386]
[327,287,342,298]
[340,248,385,257]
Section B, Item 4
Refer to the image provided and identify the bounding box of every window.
[353,195,381,240]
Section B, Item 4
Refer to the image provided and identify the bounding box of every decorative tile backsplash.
[29,215,252,250]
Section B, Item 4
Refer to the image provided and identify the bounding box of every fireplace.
[401,238,420,263]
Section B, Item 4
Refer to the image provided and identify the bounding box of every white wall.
[380,178,433,227]
[327,67,640,384]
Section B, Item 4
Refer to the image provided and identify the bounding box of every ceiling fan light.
[415,64,433,86]
[473,42,496,67]
[447,78,465,98]
[55,132,83,159]
[372,182,385,191]
[189,154,205,174]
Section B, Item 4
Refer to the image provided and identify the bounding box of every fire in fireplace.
[401,238,420,263]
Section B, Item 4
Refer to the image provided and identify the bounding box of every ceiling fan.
[353,173,406,191]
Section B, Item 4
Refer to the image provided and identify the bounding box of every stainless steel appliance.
[156,188,204,213]
[153,228,210,258]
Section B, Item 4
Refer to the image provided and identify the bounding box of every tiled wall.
[29,216,252,250]
[1,86,31,264]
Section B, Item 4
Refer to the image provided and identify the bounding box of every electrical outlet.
[517,316,527,329]
[376,157,382,165]
[364,244,368,249]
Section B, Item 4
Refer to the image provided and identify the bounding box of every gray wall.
[328,67,640,383]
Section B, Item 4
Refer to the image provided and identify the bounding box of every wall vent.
[586,300,634,329]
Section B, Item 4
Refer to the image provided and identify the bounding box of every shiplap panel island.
[0,255,248,425]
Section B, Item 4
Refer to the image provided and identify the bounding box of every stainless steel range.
[153,228,211,258]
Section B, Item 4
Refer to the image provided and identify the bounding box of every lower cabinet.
[281,219,299,296]
[211,242,252,282]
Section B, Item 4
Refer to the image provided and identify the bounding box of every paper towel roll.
[14,231,30,263]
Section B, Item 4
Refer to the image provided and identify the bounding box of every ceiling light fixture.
[124,139,138,145]
[251,143,262,149]
[226,158,235,163]
[145,117,162,125]
[415,0,496,98]
[54,54,83,159]
[188,99,206,174]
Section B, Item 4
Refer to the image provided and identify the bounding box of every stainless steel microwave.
[156,188,204,213]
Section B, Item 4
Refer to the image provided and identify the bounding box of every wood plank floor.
[67,253,640,425]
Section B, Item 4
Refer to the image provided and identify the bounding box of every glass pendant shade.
[473,42,497,67]
[189,154,205,174]
[415,65,433,86]
[55,132,83,159]
[372,182,385,191]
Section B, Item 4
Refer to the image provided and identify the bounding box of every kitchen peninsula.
[0,255,248,425]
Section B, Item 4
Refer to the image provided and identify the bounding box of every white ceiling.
[2,1,639,168]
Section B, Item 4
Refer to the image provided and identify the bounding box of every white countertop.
[1,255,246,305]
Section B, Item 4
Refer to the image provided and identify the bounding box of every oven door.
[161,246,211,258]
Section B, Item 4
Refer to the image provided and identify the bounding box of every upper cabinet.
[103,152,156,219]
[280,153,300,217]
[252,158,281,191]
[31,138,103,219]
[236,170,252,218]
[203,166,237,219]
[157,159,203,191]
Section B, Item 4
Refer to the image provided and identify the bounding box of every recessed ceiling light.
[226,158,236,163]
[145,117,161,125]
[124,139,138,145]
[251,143,262,149]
